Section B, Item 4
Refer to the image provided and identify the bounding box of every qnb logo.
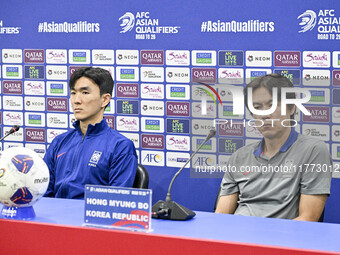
[297,10,317,33]
[119,12,135,33]
[197,82,222,115]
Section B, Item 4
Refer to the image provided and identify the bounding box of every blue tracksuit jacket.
[44,119,137,199]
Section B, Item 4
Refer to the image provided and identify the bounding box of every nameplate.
[84,185,152,231]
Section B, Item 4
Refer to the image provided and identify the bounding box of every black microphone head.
[7,125,20,135]
[206,129,216,140]
[209,129,216,137]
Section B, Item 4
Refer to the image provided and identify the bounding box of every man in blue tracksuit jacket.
[44,67,137,199]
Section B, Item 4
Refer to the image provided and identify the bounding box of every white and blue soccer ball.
[0,147,49,207]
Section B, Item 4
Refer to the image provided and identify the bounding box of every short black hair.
[244,74,296,120]
[69,67,114,97]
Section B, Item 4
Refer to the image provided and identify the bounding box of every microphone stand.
[152,135,214,220]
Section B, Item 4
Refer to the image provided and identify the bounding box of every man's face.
[70,77,109,125]
[251,87,295,139]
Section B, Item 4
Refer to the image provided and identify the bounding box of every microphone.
[0,125,20,142]
[152,129,216,220]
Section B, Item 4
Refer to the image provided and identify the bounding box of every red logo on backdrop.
[116,83,139,98]
[69,66,83,76]
[333,70,340,86]
[25,128,46,143]
[218,122,244,137]
[24,49,45,63]
[104,116,115,129]
[141,50,164,65]
[166,102,190,117]
[46,98,68,112]
[274,51,300,67]
[2,81,23,94]
[191,68,217,83]
[302,106,330,123]
[141,134,164,149]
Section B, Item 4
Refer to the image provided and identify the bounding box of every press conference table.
[1,198,340,255]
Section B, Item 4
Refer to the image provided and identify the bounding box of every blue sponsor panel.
[116,100,139,115]
[166,118,190,134]
[333,89,340,105]
[273,69,300,85]
[24,65,45,79]
[218,51,244,66]
[218,138,244,154]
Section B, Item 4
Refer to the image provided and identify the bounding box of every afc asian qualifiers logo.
[119,12,135,33]
[197,82,222,107]
[297,10,317,33]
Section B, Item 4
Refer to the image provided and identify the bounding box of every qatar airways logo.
[274,51,300,67]
[2,81,23,94]
[166,102,190,117]
[141,50,164,65]
[24,50,44,63]
[47,98,68,112]
[116,83,139,98]
[141,134,164,149]
[218,122,244,136]
[192,68,217,83]
[25,128,46,143]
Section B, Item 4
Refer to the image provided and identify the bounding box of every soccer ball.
[0,147,49,207]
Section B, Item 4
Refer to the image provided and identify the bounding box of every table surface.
[1,197,340,253]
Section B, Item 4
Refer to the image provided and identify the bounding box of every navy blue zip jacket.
[44,119,137,199]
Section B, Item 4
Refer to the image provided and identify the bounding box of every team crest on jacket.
[89,151,102,166]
